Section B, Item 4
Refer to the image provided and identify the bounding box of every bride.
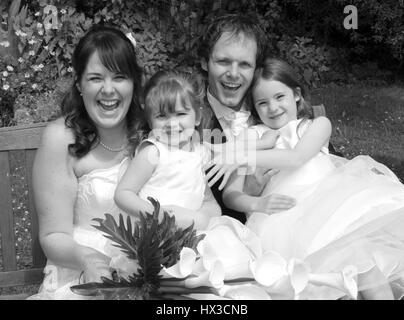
[29,25,221,300]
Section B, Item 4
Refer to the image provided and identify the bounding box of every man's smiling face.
[206,31,257,111]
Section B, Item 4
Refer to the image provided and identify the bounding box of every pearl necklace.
[99,140,127,152]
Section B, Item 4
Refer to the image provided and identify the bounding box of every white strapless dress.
[28,158,131,300]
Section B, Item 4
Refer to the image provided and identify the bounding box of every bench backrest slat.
[25,149,47,268]
[0,123,45,151]
[0,122,46,288]
[0,151,17,271]
[0,269,45,287]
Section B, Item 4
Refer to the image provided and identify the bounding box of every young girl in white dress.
[219,58,404,299]
[115,70,221,230]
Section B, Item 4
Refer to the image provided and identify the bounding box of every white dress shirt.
[207,89,251,139]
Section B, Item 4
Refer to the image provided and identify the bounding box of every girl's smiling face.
[253,79,300,130]
[78,51,134,130]
[148,94,198,149]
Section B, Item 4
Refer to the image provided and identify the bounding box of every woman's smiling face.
[78,50,134,129]
[253,79,300,130]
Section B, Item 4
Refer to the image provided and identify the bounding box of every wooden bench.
[0,105,329,300]
[0,122,47,299]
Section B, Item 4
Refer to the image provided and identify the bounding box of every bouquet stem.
[159,285,216,295]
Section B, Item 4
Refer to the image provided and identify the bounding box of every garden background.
[0,0,404,295]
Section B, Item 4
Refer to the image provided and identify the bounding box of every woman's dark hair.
[143,69,205,138]
[61,25,146,157]
[250,58,314,127]
[198,13,267,68]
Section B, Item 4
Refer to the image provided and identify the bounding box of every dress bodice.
[251,119,336,201]
[138,139,209,211]
[74,157,130,229]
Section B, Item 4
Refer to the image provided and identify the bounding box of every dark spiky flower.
[70,197,205,300]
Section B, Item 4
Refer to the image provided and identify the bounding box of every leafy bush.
[277,36,332,88]
[1,0,402,127]
[0,0,176,125]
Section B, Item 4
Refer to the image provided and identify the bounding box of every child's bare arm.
[114,144,158,216]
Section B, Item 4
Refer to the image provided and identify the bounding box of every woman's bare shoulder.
[41,117,74,146]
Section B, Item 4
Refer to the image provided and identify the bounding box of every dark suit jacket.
[201,99,248,224]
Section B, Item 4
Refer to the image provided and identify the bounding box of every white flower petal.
[287,258,310,295]
[209,260,225,288]
[219,283,271,300]
[199,216,261,280]
[162,247,196,278]
[308,272,342,289]
[125,32,137,48]
[184,260,224,289]
[265,275,296,299]
[342,265,358,299]
[109,254,138,279]
[251,251,288,287]
[207,216,262,258]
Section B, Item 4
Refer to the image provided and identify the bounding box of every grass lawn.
[311,82,404,183]
[1,81,403,297]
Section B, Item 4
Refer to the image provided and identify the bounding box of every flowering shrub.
[0,0,174,125]
[0,10,59,96]
[3,0,398,127]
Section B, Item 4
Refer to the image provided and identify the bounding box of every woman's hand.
[251,193,296,215]
[81,247,112,283]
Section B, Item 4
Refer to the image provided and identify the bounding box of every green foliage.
[277,36,331,88]
[0,2,59,96]
[351,0,404,66]
[1,0,402,127]
[84,0,175,79]
[277,0,404,70]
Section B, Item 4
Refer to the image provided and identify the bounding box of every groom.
[198,13,297,224]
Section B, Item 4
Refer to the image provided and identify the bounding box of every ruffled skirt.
[245,155,404,299]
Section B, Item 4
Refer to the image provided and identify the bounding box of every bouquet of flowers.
[70,197,218,300]
[70,197,359,300]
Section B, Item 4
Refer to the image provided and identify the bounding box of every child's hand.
[244,167,280,196]
[260,130,279,149]
[81,247,112,283]
[251,193,296,214]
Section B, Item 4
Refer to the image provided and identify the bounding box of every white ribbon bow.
[222,110,250,137]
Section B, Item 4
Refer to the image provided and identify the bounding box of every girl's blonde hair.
[143,70,205,134]
[250,58,314,124]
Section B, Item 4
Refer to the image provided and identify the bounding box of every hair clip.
[125,32,137,49]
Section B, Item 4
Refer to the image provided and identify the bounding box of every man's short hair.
[198,12,267,66]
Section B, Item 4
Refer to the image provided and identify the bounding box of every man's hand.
[251,193,296,214]
[205,163,240,190]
